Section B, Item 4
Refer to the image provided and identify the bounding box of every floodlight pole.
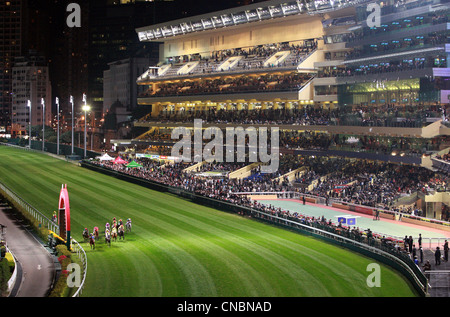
[56,97,60,155]
[41,98,45,152]
[27,100,31,149]
[70,95,74,155]
[27,100,31,146]
[84,107,87,158]
[82,93,88,158]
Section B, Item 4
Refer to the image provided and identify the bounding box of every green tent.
[126,160,143,168]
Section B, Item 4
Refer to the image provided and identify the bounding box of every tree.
[31,125,56,141]
[60,131,72,144]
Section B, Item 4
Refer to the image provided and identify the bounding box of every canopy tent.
[113,156,128,164]
[97,153,114,161]
[126,160,143,168]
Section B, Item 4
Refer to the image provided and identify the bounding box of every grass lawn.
[0,146,418,297]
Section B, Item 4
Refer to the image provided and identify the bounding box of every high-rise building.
[11,54,52,136]
[87,0,164,118]
[103,57,155,114]
[0,0,23,132]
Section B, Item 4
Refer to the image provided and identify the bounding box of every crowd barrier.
[71,238,87,297]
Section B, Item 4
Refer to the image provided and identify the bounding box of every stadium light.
[41,98,45,152]
[70,95,74,155]
[27,100,31,149]
[82,96,91,158]
[56,97,59,155]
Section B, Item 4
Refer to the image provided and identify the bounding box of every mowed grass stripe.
[0,147,417,296]
[29,165,220,296]
[126,208,289,296]
[89,188,334,295]
[134,202,328,295]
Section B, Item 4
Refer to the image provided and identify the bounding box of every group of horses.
[83,218,132,249]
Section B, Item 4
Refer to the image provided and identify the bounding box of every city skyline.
[0,0,263,135]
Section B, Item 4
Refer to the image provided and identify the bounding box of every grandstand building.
[132,0,450,219]
[134,0,323,117]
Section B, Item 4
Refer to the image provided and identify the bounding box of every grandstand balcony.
[137,70,317,110]
[136,43,318,85]
[431,156,450,173]
[347,19,449,49]
[133,119,436,138]
[138,90,303,106]
[336,45,448,83]
[350,0,450,31]
[336,66,448,85]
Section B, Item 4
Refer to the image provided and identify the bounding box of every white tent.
[97,153,114,161]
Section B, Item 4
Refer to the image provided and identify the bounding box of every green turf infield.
[0,146,418,297]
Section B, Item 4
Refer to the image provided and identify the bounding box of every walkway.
[256,198,450,297]
[0,200,56,297]
[422,247,450,297]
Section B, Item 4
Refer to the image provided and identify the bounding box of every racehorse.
[105,229,111,247]
[89,234,95,250]
[93,227,99,240]
[126,218,132,232]
[82,228,89,241]
[118,224,125,240]
[111,226,118,242]
[125,219,131,232]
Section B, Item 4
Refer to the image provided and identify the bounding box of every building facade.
[133,0,450,219]
[11,54,52,136]
[0,0,23,132]
[103,57,154,114]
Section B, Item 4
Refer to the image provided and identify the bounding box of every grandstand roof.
[135,0,369,42]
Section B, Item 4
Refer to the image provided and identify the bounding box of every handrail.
[71,238,87,297]
[233,190,450,230]
[0,181,58,234]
